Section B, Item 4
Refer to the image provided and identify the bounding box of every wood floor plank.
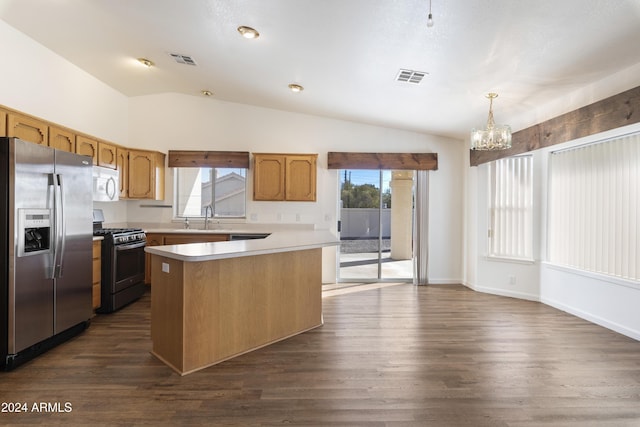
[1,284,640,426]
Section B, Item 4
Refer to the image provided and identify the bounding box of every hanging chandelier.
[470,93,512,150]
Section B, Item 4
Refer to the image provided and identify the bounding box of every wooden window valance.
[470,85,640,166]
[327,152,438,170]
[168,150,250,168]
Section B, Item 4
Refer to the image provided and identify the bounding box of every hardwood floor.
[2,283,640,426]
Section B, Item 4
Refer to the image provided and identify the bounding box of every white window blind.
[548,133,640,281]
[489,155,533,260]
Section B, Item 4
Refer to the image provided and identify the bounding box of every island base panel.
[150,248,322,374]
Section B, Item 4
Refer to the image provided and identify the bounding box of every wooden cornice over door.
[168,150,250,168]
[470,85,640,166]
[328,152,438,170]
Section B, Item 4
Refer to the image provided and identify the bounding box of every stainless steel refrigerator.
[1,137,93,370]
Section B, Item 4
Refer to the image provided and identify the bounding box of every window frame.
[173,166,247,220]
[487,154,534,262]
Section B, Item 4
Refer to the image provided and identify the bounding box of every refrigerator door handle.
[48,173,59,279]
[55,174,67,278]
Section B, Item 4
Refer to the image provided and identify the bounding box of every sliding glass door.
[337,169,414,282]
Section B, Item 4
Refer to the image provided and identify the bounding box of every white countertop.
[144,230,339,262]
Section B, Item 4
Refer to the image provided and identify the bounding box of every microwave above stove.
[93,166,119,202]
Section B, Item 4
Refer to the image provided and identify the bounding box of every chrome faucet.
[204,205,213,229]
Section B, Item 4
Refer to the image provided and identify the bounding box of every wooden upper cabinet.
[128,149,165,200]
[98,141,117,169]
[116,147,129,198]
[6,112,48,145]
[253,154,286,201]
[253,153,317,201]
[48,126,76,153]
[0,108,7,136]
[286,155,317,201]
[76,135,98,165]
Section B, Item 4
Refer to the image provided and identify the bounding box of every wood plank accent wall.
[168,150,250,168]
[328,152,438,170]
[470,85,640,166]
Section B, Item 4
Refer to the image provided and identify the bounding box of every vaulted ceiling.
[1,0,640,140]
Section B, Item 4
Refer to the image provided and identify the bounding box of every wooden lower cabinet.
[145,233,230,284]
[92,240,101,310]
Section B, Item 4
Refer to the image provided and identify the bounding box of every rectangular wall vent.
[169,53,197,66]
[396,69,427,84]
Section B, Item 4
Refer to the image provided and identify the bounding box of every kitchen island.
[145,230,339,375]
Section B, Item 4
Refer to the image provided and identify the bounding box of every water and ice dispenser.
[18,209,52,256]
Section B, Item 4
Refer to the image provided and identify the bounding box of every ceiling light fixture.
[470,93,512,151]
[427,0,434,27]
[288,83,304,93]
[201,90,213,96]
[237,26,260,39]
[137,57,154,68]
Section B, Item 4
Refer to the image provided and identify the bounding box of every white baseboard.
[464,281,540,302]
[541,296,640,341]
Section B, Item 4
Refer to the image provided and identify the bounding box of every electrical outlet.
[509,275,516,285]
[296,214,301,222]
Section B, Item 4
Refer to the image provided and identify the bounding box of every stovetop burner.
[93,227,146,245]
[93,227,144,236]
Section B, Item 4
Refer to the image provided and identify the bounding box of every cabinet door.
[98,141,117,169]
[0,108,7,136]
[76,135,98,165]
[92,241,101,309]
[144,233,163,284]
[128,150,155,199]
[49,126,76,153]
[116,147,129,198]
[285,155,317,201]
[253,154,286,200]
[7,112,48,145]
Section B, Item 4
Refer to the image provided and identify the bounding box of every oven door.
[113,241,146,293]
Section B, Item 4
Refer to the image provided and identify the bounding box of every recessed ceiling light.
[201,90,213,97]
[137,57,154,68]
[237,26,260,39]
[288,83,304,93]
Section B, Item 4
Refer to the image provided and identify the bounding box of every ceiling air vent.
[169,53,197,66]
[396,69,427,84]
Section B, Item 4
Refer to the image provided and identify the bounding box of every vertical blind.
[548,133,640,281]
[489,155,533,260]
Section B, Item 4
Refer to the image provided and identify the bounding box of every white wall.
[0,19,465,285]
[465,62,640,340]
[0,20,129,144]
[126,93,465,284]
